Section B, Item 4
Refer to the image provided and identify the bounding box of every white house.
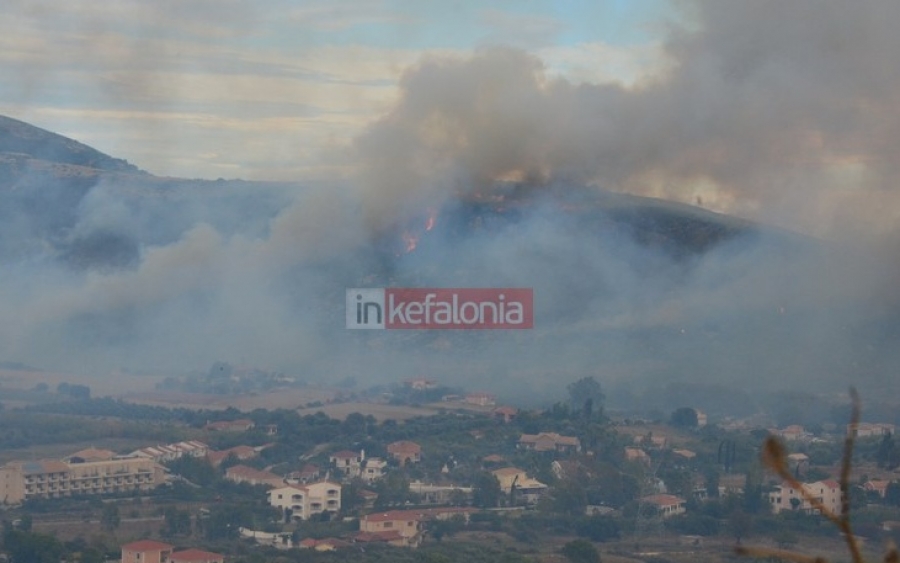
[268,481,341,521]
[769,480,842,515]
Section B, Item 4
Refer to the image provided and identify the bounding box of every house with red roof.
[493,406,518,423]
[387,441,422,465]
[769,479,843,514]
[330,449,365,478]
[121,540,173,563]
[518,432,581,454]
[207,445,258,467]
[285,463,321,485]
[359,507,475,548]
[864,478,890,499]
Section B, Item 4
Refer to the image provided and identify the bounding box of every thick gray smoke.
[2,0,900,412]
[355,1,900,239]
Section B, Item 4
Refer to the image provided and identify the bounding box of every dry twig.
[742,388,866,563]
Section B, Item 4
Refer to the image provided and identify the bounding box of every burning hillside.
[0,114,896,405]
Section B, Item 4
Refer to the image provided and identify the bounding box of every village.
[2,375,900,563]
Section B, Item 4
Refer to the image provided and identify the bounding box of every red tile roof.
[330,450,361,459]
[387,441,421,453]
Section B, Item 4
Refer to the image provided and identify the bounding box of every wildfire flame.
[398,208,438,254]
[401,231,418,253]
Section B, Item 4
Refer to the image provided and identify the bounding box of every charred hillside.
[0,114,773,274]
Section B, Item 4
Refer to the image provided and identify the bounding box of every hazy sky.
[3,0,900,237]
[0,1,671,180]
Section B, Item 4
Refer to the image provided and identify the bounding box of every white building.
[268,481,341,521]
[0,453,165,505]
[769,480,842,515]
[641,494,687,518]
[130,441,209,463]
[361,458,387,483]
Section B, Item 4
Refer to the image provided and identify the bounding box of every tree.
[2,530,65,563]
[773,529,799,549]
[670,407,699,428]
[567,377,605,420]
[161,507,192,537]
[575,515,620,542]
[431,514,466,541]
[340,478,367,513]
[374,472,413,508]
[472,471,502,508]
[885,481,900,506]
[544,478,588,516]
[80,547,105,563]
[876,433,899,470]
[101,503,120,532]
[561,539,601,563]
[742,467,765,514]
[704,468,721,499]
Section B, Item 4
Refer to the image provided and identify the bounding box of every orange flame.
[402,231,418,253]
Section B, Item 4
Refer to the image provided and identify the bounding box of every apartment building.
[268,480,341,521]
[769,480,842,514]
[0,452,165,505]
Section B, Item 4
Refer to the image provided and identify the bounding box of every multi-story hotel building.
[0,448,165,505]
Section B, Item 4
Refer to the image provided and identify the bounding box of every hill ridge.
[0,114,144,174]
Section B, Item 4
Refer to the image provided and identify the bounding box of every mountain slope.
[0,114,142,174]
